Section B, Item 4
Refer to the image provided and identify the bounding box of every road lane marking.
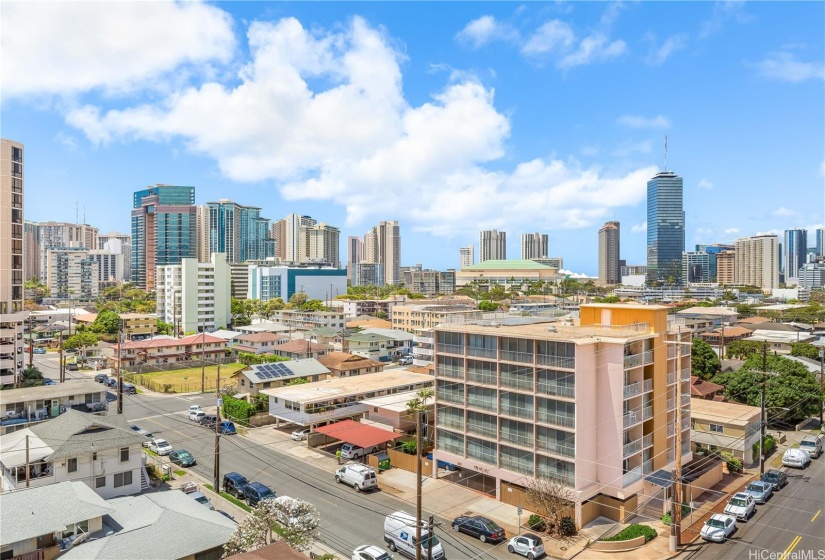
[779,536,801,560]
[812,510,821,522]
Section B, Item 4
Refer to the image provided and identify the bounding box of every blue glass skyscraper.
[207,199,273,263]
[783,229,807,282]
[646,171,685,285]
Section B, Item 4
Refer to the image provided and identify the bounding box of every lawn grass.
[129,363,246,393]
[205,484,252,512]
[174,470,186,477]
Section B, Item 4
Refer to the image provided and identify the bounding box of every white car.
[782,448,811,468]
[723,492,755,521]
[188,406,204,421]
[506,533,545,559]
[149,439,173,455]
[352,545,392,560]
[291,428,310,441]
[700,513,736,543]
[398,356,413,365]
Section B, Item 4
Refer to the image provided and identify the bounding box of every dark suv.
[199,415,217,428]
[762,469,788,490]
[222,472,249,498]
[94,373,108,383]
[243,482,276,506]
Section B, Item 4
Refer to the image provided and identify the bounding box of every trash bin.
[376,451,390,471]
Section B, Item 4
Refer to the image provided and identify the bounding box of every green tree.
[726,340,765,360]
[64,332,98,354]
[286,377,309,386]
[790,342,822,361]
[287,292,308,309]
[300,299,326,311]
[594,295,620,303]
[231,298,252,327]
[91,309,121,335]
[156,320,174,335]
[262,298,285,319]
[20,366,45,387]
[478,300,499,311]
[691,339,721,379]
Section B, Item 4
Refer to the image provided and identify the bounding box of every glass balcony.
[681,368,691,381]
[537,355,575,369]
[624,350,653,369]
[467,347,497,359]
[438,344,464,355]
[667,371,677,385]
[622,466,643,487]
[623,438,642,458]
[537,412,575,429]
[623,379,653,399]
[501,351,534,363]
[667,397,676,411]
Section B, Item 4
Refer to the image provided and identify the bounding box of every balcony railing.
[681,417,691,431]
[436,366,463,379]
[667,448,675,463]
[667,397,676,411]
[623,406,653,428]
[668,346,678,358]
[668,423,676,438]
[623,438,642,458]
[467,347,497,359]
[537,355,576,369]
[622,466,643,487]
[537,412,575,428]
[537,383,575,399]
[643,458,654,474]
[624,350,654,369]
[623,379,653,399]
[438,344,463,355]
[643,433,654,449]
[681,393,691,406]
[538,441,575,458]
[681,368,691,381]
[501,351,534,363]
[682,441,691,455]
[667,371,677,385]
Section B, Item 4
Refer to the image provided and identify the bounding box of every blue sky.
[2,1,823,276]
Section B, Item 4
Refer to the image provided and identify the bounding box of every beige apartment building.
[432,303,692,527]
[120,313,157,338]
[0,139,27,387]
[716,251,735,285]
[734,235,779,290]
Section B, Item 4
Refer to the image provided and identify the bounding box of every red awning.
[314,420,401,448]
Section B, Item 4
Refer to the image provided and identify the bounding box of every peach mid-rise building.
[715,251,735,285]
[432,303,692,527]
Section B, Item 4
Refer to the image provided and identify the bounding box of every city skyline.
[2,2,823,275]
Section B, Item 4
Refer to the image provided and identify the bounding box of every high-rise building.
[531,257,563,269]
[45,247,98,300]
[598,221,621,285]
[283,214,317,262]
[346,236,364,283]
[131,185,197,290]
[0,139,26,386]
[816,228,825,257]
[479,229,506,262]
[352,263,384,287]
[734,235,779,290]
[195,205,210,263]
[695,244,733,281]
[716,251,735,285]
[432,304,691,527]
[521,233,548,260]
[400,265,456,296]
[248,262,346,302]
[90,241,126,290]
[305,223,340,268]
[270,218,287,260]
[156,253,230,334]
[459,246,474,269]
[682,251,710,283]
[798,262,825,289]
[97,232,131,281]
[36,221,99,282]
[646,171,685,284]
[23,221,39,281]
[207,199,273,264]
[783,229,808,283]
[363,220,401,285]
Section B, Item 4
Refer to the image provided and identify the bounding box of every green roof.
[463,259,554,271]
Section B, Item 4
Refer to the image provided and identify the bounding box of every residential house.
[235,321,291,335]
[691,399,761,465]
[344,332,394,362]
[262,370,435,428]
[362,390,434,432]
[233,359,331,395]
[270,339,331,360]
[735,316,772,326]
[0,481,115,560]
[225,541,308,560]
[60,489,236,560]
[318,352,385,377]
[0,410,147,497]
[119,313,158,339]
[747,329,814,353]
[307,327,346,350]
[698,326,753,356]
[689,376,725,400]
[360,328,413,356]
[113,333,227,368]
[0,381,107,435]
[232,332,289,355]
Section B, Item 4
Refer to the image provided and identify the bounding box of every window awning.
[314,420,401,448]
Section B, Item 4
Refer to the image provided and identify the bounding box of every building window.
[120,447,130,462]
[114,471,133,488]
[92,452,98,461]
[96,476,106,488]
[709,423,724,434]
[68,458,77,473]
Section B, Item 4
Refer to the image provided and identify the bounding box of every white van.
[384,511,445,560]
[340,443,378,460]
[335,464,377,492]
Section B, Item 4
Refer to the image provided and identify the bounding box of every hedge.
[222,394,252,423]
[601,524,657,543]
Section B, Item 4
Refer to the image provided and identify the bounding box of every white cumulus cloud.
[724,227,740,234]
[61,16,654,236]
[697,178,714,190]
[773,207,796,217]
[645,33,687,66]
[521,20,575,56]
[755,51,825,83]
[455,15,519,49]
[0,0,235,98]
[631,222,648,233]
[617,114,671,129]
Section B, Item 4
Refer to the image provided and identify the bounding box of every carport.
[314,420,401,461]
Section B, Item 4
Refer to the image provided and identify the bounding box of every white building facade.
[157,253,231,333]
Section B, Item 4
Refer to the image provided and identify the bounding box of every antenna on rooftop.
[664,135,668,172]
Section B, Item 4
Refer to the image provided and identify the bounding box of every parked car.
[398,356,413,365]
[700,514,737,543]
[121,383,136,395]
[222,472,249,498]
[340,442,378,460]
[761,469,788,490]
[148,439,173,455]
[94,373,108,383]
[218,421,237,435]
[451,515,506,543]
[105,377,117,388]
[291,428,311,441]
[188,407,205,421]
[169,450,196,467]
[136,429,155,447]
[799,435,823,459]
[743,481,773,504]
[65,348,77,354]
[188,491,214,510]
[66,363,78,371]
[243,482,276,506]
[384,511,445,560]
[336,464,377,492]
[352,544,392,560]
[723,492,756,521]
[199,414,217,428]
[33,347,47,355]
[782,448,811,469]
[43,379,58,385]
[506,533,545,559]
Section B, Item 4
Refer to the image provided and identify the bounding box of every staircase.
[139,466,150,491]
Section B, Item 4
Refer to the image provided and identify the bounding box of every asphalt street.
[108,388,513,560]
[684,452,825,560]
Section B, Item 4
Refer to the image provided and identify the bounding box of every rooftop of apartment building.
[260,370,433,403]
[393,304,477,313]
[462,259,555,270]
[690,398,761,425]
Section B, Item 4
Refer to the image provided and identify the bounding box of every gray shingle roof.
[61,491,236,560]
[0,481,114,545]
[29,410,147,462]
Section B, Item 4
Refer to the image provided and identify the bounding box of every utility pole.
[117,320,123,414]
[415,409,423,560]
[760,341,768,475]
[719,323,725,360]
[819,350,824,427]
[667,327,689,553]
[214,364,221,492]
[25,435,30,488]
[201,326,206,393]
[427,515,435,560]
[58,332,64,383]
[28,314,33,369]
